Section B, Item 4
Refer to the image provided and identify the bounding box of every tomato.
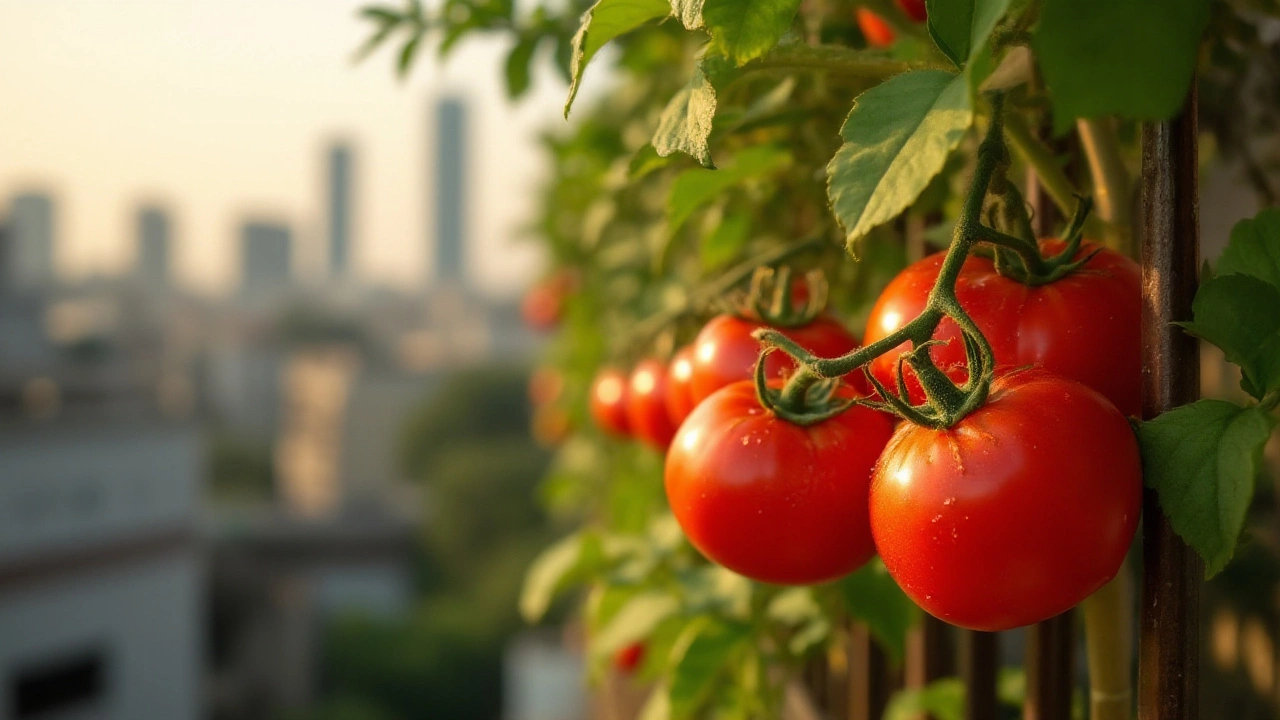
[862,240,1141,416]
[856,8,895,48]
[896,0,927,22]
[665,380,895,585]
[869,369,1141,631]
[690,314,862,405]
[613,642,645,674]
[626,359,678,450]
[664,345,697,427]
[520,270,577,331]
[589,368,631,438]
[532,405,572,447]
[528,366,565,407]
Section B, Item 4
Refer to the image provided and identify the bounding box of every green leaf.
[519,531,599,622]
[884,678,965,720]
[668,620,752,718]
[1138,401,1277,577]
[925,0,1012,67]
[630,144,679,180]
[827,70,973,247]
[652,53,737,167]
[702,0,803,66]
[504,34,540,99]
[639,686,672,720]
[565,0,672,117]
[836,559,918,663]
[1219,207,1280,291]
[700,212,750,270]
[766,587,832,655]
[671,0,706,29]
[591,591,680,660]
[396,33,424,78]
[1032,0,1211,131]
[667,145,792,236]
[1180,274,1280,399]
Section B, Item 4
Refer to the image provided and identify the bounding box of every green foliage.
[925,0,1012,67]
[883,678,965,720]
[702,0,803,66]
[652,51,735,167]
[565,0,671,116]
[1220,207,1280,290]
[1181,275,1280,399]
[836,559,917,663]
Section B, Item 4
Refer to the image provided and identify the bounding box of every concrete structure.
[6,193,55,294]
[434,99,467,287]
[135,206,171,291]
[0,423,202,720]
[239,222,291,302]
[326,145,353,280]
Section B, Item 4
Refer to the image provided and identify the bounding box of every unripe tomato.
[626,359,678,451]
[863,240,1142,416]
[664,345,697,427]
[870,369,1142,631]
[531,405,572,447]
[589,368,631,438]
[666,381,895,585]
[856,8,895,48]
[897,0,927,22]
[689,314,862,405]
[528,366,565,407]
[613,642,645,674]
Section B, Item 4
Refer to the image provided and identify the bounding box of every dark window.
[11,649,106,718]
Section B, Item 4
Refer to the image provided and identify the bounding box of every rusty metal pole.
[848,623,892,720]
[960,631,998,719]
[1137,85,1202,720]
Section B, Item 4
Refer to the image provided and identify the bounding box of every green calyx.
[752,350,854,427]
[739,266,829,328]
[979,171,1102,287]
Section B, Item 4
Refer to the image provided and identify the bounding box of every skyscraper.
[434,98,467,286]
[7,193,54,293]
[136,205,171,290]
[240,221,292,301]
[327,144,353,280]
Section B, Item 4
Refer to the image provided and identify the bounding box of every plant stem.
[1081,568,1133,720]
[1005,111,1076,217]
[743,44,935,79]
[1077,118,1134,256]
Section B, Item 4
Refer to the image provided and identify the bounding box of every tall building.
[6,193,55,294]
[240,221,292,301]
[434,98,467,287]
[136,205,171,290]
[327,144,353,280]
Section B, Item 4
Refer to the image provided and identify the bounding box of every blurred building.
[135,205,171,292]
[434,98,467,288]
[239,222,292,304]
[0,421,202,720]
[327,144,353,281]
[5,193,55,295]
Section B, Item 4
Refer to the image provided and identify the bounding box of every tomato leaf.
[766,587,832,655]
[1138,401,1277,577]
[1179,274,1280,400]
[924,0,1012,68]
[667,620,752,718]
[1218,207,1280,292]
[591,591,680,661]
[667,145,792,236]
[504,33,540,99]
[565,0,672,117]
[653,52,737,167]
[702,0,803,66]
[827,70,973,248]
[884,678,965,720]
[670,0,706,28]
[836,559,918,663]
[1032,0,1211,132]
[519,531,601,622]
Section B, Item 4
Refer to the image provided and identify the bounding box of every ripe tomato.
[613,642,645,674]
[689,314,861,405]
[863,240,1141,416]
[856,8,895,48]
[520,270,577,331]
[869,370,1141,631]
[664,345,697,427]
[896,0,927,22]
[666,380,895,585]
[626,359,678,450]
[589,368,631,438]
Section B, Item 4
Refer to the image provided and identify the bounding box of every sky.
[0,0,596,297]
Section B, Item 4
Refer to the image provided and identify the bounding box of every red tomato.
[520,284,563,331]
[896,0,927,22]
[664,346,697,427]
[689,314,862,405]
[862,240,1141,416]
[613,642,645,674]
[589,368,631,438]
[870,369,1141,631]
[626,359,678,451]
[856,8,895,47]
[665,381,895,585]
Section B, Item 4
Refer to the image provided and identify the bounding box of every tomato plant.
[869,369,1142,631]
[666,380,894,585]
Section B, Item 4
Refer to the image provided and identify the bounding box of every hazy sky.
[0,0,593,296]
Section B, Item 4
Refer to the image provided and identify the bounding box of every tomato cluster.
[582,242,1144,632]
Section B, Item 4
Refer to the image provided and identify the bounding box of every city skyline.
[0,1,600,297]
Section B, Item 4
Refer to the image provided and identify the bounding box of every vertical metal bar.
[848,623,892,720]
[960,631,999,719]
[1137,84,1202,720]
[904,614,954,720]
